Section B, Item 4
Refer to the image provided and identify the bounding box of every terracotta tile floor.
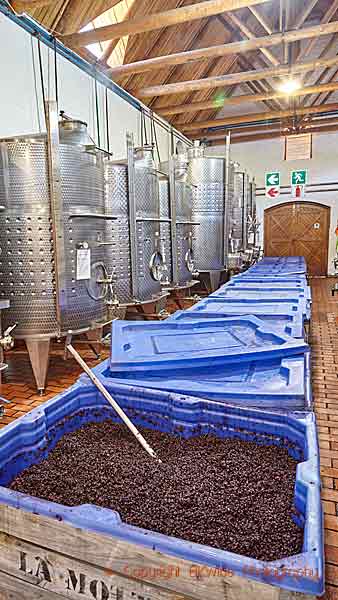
[1,280,338,597]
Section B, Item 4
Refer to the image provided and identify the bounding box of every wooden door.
[264,201,330,276]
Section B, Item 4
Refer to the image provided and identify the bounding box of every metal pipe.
[45,100,65,336]
[126,133,139,300]
[169,156,178,285]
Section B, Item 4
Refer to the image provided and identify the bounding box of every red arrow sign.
[266,186,280,198]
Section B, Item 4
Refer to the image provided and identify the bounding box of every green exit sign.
[291,170,307,186]
[265,172,280,187]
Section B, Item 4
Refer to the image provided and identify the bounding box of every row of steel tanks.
[0,107,257,391]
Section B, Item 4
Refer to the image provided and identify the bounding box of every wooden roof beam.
[196,116,338,141]
[61,0,272,46]
[158,81,338,116]
[136,56,338,98]
[208,123,338,145]
[180,102,338,132]
[12,0,54,9]
[110,20,338,78]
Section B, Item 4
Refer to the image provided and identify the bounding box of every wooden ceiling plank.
[143,14,236,114]
[135,11,212,97]
[172,54,239,125]
[157,80,338,116]
[53,0,124,35]
[135,55,338,98]
[61,0,272,46]
[180,102,338,132]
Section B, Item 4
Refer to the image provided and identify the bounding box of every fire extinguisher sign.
[291,170,308,198]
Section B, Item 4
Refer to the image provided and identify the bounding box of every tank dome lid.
[59,111,93,146]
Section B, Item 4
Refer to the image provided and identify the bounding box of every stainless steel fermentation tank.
[104,134,167,316]
[159,154,197,292]
[229,166,250,253]
[0,104,111,391]
[228,166,259,269]
[188,144,228,292]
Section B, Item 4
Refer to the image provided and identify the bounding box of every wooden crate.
[0,504,316,600]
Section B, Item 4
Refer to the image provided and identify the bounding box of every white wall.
[209,134,338,274]
[0,13,175,161]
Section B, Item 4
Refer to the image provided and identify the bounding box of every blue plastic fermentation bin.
[0,380,323,595]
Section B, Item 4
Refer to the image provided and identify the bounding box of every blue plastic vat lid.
[98,353,310,410]
[226,280,305,289]
[210,288,306,300]
[188,296,310,322]
[167,310,304,338]
[215,283,312,303]
[236,274,307,282]
[109,316,308,372]
[0,381,323,595]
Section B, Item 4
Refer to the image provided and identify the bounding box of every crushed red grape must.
[10,420,303,563]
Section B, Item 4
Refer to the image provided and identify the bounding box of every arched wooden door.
[264,201,330,276]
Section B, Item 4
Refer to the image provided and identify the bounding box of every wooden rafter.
[180,102,338,132]
[11,0,54,9]
[135,56,338,98]
[107,21,338,78]
[209,123,338,145]
[199,116,338,141]
[157,81,338,116]
[61,0,272,46]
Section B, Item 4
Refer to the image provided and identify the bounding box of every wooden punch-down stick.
[67,344,162,463]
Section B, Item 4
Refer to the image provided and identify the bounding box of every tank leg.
[86,327,103,359]
[208,271,221,293]
[26,339,50,393]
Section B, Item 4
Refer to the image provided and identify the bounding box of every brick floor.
[1,280,338,596]
[0,340,109,426]
[310,278,338,599]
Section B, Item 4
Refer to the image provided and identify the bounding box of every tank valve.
[0,323,17,351]
[158,309,170,320]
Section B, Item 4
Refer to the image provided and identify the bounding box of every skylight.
[81,0,137,66]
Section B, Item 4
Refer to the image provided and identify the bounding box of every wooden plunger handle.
[67,344,162,463]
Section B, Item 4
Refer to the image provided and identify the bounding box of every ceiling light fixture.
[278,78,301,95]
